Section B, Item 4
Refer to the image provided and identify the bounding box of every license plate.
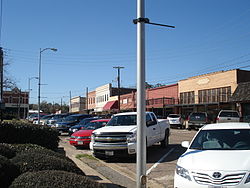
[208,186,225,188]
[77,141,83,145]
[105,151,114,156]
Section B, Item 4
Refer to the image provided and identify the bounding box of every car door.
[146,113,160,146]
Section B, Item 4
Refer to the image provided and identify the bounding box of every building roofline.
[147,83,178,91]
[179,69,241,82]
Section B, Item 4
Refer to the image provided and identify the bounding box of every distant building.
[69,96,86,113]
[119,84,179,117]
[178,69,250,118]
[94,83,136,112]
[87,90,96,113]
[1,87,29,119]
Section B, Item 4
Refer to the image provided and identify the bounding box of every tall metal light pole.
[136,0,147,187]
[26,77,38,119]
[113,66,124,112]
[133,1,175,186]
[38,48,57,124]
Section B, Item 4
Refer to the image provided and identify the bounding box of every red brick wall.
[120,92,136,110]
[87,91,96,110]
[146,84,178,100]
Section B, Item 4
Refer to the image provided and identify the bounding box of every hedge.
[1,143,73,163]
[0,143,16,158]
[9,170,105,188]
[11,152,85,176]
[0,120,59,150]
[0,155,20,188]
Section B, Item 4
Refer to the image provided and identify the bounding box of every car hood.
[93,125,137,134]
[72,130,93,137]
[178,149,250,171]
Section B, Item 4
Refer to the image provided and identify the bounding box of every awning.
[230,82,250,102]
[103,101,118,110]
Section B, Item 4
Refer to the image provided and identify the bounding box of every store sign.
[197,78,210,85]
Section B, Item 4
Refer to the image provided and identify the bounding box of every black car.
[68,117,101,135]
[188,112,210,130]
[53,114,92,134]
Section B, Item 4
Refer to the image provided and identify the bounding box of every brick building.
[178,69,250,119]
[1,87,29,119]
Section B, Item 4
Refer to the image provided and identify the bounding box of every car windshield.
[52,114,68,120]
[78,118,95,125]
[168,115,180,118]
[64,116,78,122]
[41,115,52,120]
[190,129,250,150]
[219,111,239,117]
[189,113,206,121]
[83,121,107,130]
[107,115,137,126]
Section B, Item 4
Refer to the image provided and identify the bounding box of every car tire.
[161,129,169,148]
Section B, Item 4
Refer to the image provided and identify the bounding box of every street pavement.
[59,129,197,188]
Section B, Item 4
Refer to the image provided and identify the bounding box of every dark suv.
[53,114,92,134]
[188,112,210,130]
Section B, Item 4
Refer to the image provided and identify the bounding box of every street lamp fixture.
[38,48,57,124]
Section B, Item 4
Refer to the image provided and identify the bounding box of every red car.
[69,119,110,148]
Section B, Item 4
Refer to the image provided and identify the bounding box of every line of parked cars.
[167,110,243,130]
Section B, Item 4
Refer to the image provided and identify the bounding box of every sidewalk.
[58,137,124,187]
[59,137,165,188]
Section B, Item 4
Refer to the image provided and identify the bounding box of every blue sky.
[1,0,250,104]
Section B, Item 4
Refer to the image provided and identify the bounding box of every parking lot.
[60,128,197,188]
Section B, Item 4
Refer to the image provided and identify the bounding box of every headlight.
[176,165,191,181]
[245,173,250,184]
[127,132,136,143]
[73,129,78,132]
[91,134,95,143]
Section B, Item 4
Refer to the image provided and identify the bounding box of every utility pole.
[86,87,88,114]
[61,98,62,111]
[69,91,72,113]
[113,66,124,112]
[0,47,3,122]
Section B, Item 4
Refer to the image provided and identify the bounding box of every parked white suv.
[216,110,240,123]
[174,122,250,188]
[167,114,184,129]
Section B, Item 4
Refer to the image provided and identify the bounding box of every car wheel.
[161,130,169,148]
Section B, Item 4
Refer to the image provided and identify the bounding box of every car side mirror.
[146,120,155,126]
[181,141,190,148]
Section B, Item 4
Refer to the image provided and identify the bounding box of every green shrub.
[0,143,16,158]
[0,120,59,150]
[5,143,73,163]
[18,146,73,163]
[0,155,20,188]
[9,170,105,188]
[11,152,85,176]
[6,143,45,153]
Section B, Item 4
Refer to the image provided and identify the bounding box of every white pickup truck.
[90,112,170,158]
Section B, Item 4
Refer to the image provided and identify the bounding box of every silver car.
[216,110,240,123]
[167,114,184,129]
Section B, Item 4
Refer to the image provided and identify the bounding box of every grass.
[75,153,97,161]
